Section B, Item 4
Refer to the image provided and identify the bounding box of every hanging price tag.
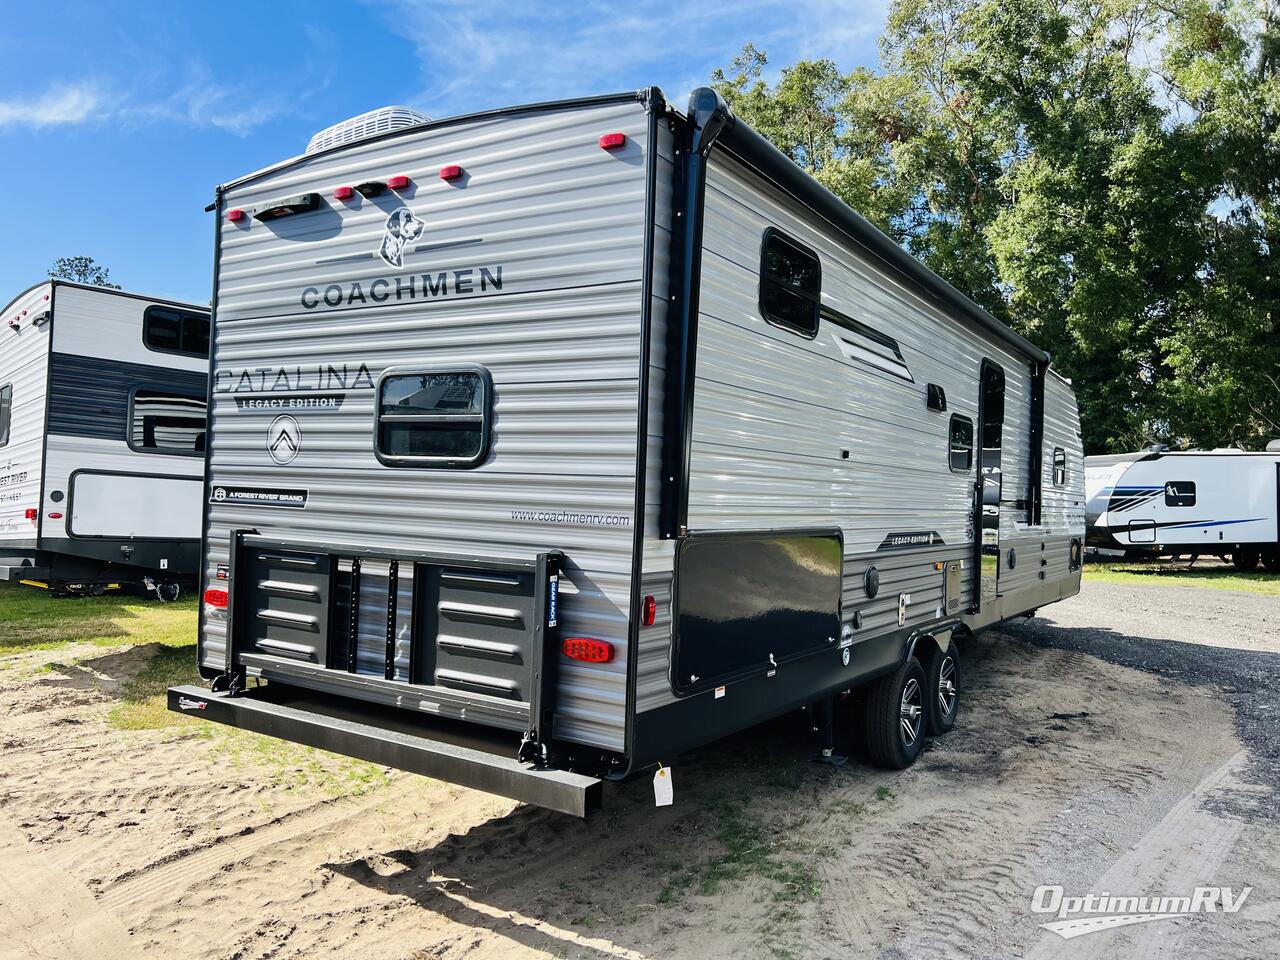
[653,764,673,807]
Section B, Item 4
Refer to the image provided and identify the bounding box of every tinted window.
[1165,480,1196,507]
[129,390,207,455]
[0,384,11,447]
[144,306,210,358]
[760,230,821,337]
[949,414,973,471]
[1052,447,1067,486]
[376,370,490,467]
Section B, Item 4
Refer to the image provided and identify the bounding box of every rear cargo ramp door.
[232,536,560,738]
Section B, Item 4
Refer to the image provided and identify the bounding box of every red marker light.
[598,132,626,150]
[387,175,410,190]
[439,164,463,181]
[24,508,37,520]
[47,512,63,520]
[203,588,229,609]
[642,595,657,626]
[562,637,614,663]
[333,185,354,200]
[227,209,245,223]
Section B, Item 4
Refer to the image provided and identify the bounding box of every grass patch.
[658,795,822,905]
[108,643,204,730]
[0,582,197,656]
[212,725,394,797]
[1084,561,1280,597]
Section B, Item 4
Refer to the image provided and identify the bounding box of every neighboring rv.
[169,89,1085,816]
[1086,447,1280,571]
[0,281,210,596]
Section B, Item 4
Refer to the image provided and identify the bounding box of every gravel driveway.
[1009,578,1280,823]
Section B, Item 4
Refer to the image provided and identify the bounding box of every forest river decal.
[300,206,504,311]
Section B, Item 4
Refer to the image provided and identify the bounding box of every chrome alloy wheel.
[936,655,957,719]
[900,676,924,745]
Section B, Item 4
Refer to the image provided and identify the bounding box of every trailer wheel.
[1262,548,1280,573]
[1232,548,1260,572]
[863,658,928,769]
[925,640,960,736]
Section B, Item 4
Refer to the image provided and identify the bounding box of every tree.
[710,0,1276,452]
[48,256,120,289]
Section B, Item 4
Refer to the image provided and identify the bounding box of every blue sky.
[0,0,887,306]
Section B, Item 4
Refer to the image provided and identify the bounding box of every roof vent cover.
[306,105,430,155]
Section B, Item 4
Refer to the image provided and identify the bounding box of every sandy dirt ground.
[1,582,1278,960]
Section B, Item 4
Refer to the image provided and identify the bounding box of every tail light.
[598,132,626,150]
[642,595,656,626]
[563,637,614,663]
[24,508,37,521]
[203,588,229,609]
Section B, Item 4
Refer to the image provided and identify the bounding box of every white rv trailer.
[1086,447,1280,570]
[0,280,209,595]
[169,90,1086,815]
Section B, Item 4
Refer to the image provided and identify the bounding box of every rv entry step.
[166,683,603,817]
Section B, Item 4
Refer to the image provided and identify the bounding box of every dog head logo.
[379,207,424,268]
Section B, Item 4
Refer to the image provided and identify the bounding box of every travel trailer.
[1086,447,1280,570]
[0,280,209,597]
[169,89,1085,815]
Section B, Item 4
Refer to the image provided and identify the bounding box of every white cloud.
[0,44,334,137]
[0,84,102,128]
[368,0,888,116]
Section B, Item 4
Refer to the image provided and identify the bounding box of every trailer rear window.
[376,369,491,468]
[144,306,210,359]
[948,414,973,471]
[760,229,821,337]
[0,383,11,447]
[129,389,207,455]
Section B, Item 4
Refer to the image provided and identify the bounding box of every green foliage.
[48,254,121,288]
[711,0,1280,452]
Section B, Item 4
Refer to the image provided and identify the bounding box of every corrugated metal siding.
[636,150,1077,713]
[202,98,653,753]
[0,284,50,543]
[46,353,206,441]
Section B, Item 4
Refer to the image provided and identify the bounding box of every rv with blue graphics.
[1086,447,1280,571]
[0,280,210,596]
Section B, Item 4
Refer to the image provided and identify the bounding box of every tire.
[1232,548,1260,572]
[925,641,960,736]
[863,658,928,770]
[1262,548,1280,573]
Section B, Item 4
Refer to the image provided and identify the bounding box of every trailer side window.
[376,368,491,468]
[1164,481,1196,507]
[760,229,821,337]
[128,389,207,456]
[144,306,210,359]
[1052,447,1067,486]
[948,414,973,471]
[0,383,11,447]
